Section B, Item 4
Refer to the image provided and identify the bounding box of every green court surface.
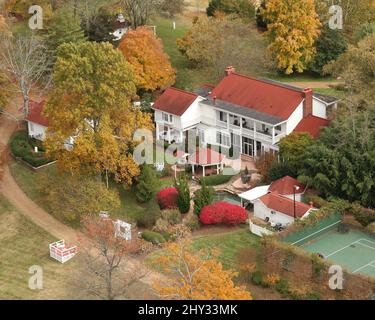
[300,229,375,278]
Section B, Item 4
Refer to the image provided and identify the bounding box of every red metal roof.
[26,100,49,127]
[269,176,306,196]
[189,147,225,165]
[153,87,198,116]
[294,115,330,139]
[209,73,305,120]
[259,192,312,218]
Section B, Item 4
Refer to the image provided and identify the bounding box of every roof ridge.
[266,192,311,208]
[230,73,306,95]
[167,87,198,97]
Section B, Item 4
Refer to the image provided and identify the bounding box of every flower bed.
[10,131,51,168]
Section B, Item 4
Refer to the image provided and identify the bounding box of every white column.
[272,126,275,145]
[254,140,257,158]
[180,130,184,144]
[192,165,195,175]
[156,123,160,140]
[168,126,171,143]
[253,120,257,139]
[203,166,206,177]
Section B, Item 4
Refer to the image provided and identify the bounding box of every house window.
[275,125,281,131]
[217,111,227,122]
[216,131,230,147]
[162,112,173,123]
[271,211,276,215]
[199,129,205,143]
[229,114,240,126]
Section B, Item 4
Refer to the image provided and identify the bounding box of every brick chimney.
[303,88,313,117]
[225,66,236,76]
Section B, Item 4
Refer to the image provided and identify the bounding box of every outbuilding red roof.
[209,73,305,120]
[294,115,330,139]
[259,192,312,218]
[269,176,306,196]
[188,147,225,165]
[26,100,49,127]
[153,87,198,116]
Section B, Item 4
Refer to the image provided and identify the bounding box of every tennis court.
[282,215,375,278]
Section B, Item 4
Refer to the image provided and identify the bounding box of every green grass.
[312,87,346,99]
[0,195,82,299]
[152,15,210,90]
[192,230,260,270]
[148,229,260,271]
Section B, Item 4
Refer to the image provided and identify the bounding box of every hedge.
[141,231,166,245]
[10,131,50,167]
[200,201,248,225]
[200,174,233,186]
[157,187,178,210]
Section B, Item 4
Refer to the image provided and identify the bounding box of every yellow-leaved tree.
[261,0,321,74]
[153,240,252,300]
[44,42,153,187]
[118,27,176,92]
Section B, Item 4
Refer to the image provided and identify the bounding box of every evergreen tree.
[136,165,160,203]
[45,8,86,61]
[194,179,214,215]
[175,173,191,214]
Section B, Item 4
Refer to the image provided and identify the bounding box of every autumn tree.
[153,239,252,300]
[0,35,51,117]
[261,0,321,74]
[39,174,120,224]
[79,215,147,300]
[177,16,268,81]
[255,151,277,183]
[119,27,175,93]
[279,132,314,170]
[324,33,375,107]
[43,42,154,186]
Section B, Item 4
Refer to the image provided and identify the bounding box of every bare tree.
[0,35,51,118]
[78,215,148,300]
[122,0,158,28]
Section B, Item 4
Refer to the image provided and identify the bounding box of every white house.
[26,101,49,141]
[110,14,129,41]
[253,192,315,227]
[152,67,336,157]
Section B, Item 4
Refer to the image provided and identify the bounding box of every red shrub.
[200,201,248,225]
[157,187,178,210]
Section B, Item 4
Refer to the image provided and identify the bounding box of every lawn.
[0,195,153,299]
[148,229,260,271]
[9,161,173,226]
[0,195,82,299]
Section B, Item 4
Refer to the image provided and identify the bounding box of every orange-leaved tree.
[119,27,176,92]
[152,239,252,300]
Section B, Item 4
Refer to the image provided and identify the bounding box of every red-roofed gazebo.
[188,147,225,177]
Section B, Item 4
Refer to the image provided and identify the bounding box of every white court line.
[325,239,362,258]
[357,242,375,251]
[291,220,341,246]
[359,238,375,246]
[353,259,375,273]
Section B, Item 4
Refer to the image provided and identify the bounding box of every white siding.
[283,193,303,202]
[254,200,295,226]
[180,98,203,129]
[154,110,182,130]
[28,121,47,141]
[286,102,304,134]
[312,98,327,119]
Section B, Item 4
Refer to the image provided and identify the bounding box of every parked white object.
[49,240,77,264]
[113,220,132,241]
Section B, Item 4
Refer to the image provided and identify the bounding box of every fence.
[249,220,273,237]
